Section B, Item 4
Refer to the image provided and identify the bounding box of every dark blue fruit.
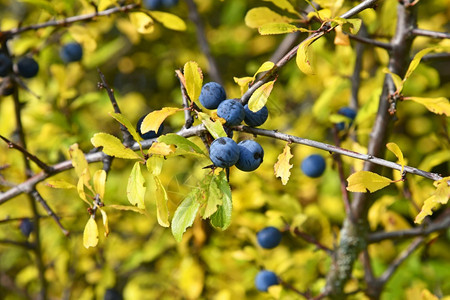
[0,53,13,77]
[199,82,226,109]
[217,99,245,126]
[137,115,164,140]
[17,57,39,78]
[104,288,123,300]
[244,104,268,127]
[257,226,282,249]
[301,154,326,178]
[336,107,357,131]
[143,0,163,10]
[209,137,240,168]
[60,42,83,63]
[161,0,179,7]
[255,270,279,292]
[235,140,264,172]
[20,218,34,238]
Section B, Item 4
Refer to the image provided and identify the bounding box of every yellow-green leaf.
[234,76,253,95]
[183,61,203,102]
[203,177,223,219]
[346,171,392,193]
[91,133,141,159]
[383,68,404,93]
[109,112,142,149]
[178,256,204,299]
[148,142,176,156]
[262,0,298,15]
[141,107,180,134]
[154,176,170,227]
[127,162,146,209]
[171,189,201,242]
[245,7,293,29]
[45,180,76,189]
[69,143,91,183]
[404,48,436,81]
[210,171,232,230]
[77,176,91,206]
[83,217,98,249]
[386,142,405,174]
[129,12,154,34]
[149,11,186,31]
[258,23,303,35]
[198,112,227,139]
[405,97,450,116]
[414,195,438,224]
[248,80,275,112]
[98,207,110,237]
[158,133,206,156]
[107,204,147,215]
[274,144,293,185]
[296,34,323,75]
[253,61,275,78]
[93,170,106,200]
[332,17,362,34]
[434,177,450,205]
[146,156,164,176]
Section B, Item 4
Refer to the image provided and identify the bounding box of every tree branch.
[30,190,69,236]
[347,33,392,50]
[411,28,450,39]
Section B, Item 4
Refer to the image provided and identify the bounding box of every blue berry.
[255,270,279,292]
[217,99,245,126]
[17,57,39,78]
[199,82,226,109]
[336,107,357,131]
[209,137,240,168]
[236,140,264,172]
[60,42,83,63]
[161,0,179,7]
[143,0,163,10]
[137,115,164,140]
[244,104,268,127]
[0,53,13,77]
[104,288,123,300]
[20,218,34,238]
[301,154,326,178]
[257,226,282,249]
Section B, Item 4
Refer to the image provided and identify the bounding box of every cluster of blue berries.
[254,226,283,291]
[199,82,267,171]
[143,0,179,10]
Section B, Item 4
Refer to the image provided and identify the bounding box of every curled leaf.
[274,144,293,185]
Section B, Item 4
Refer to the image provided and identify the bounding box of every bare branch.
[30,190,69,236]
[411,28,450,39]
[347,33,392,50]
[293,228,333,254]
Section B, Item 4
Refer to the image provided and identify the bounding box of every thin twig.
[175,70,195,129]
[30,190,69,236]
[0,239,34,249]
[0,135,54,174]
[293,228,333,254]
[411,28,450,39]
[347,34,392,50]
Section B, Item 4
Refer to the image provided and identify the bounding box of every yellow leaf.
[233,76,253,95]
[127,162,146,209]
[154,176,170,227]
[415,195,438,224]
[183,61,203,102]
[107,204,147,215]
[77,176,91,206]
[98,207,109,237]
[129,12,154,34]
[383,68,404,93]
[69,143,91,183]
[146,156,164,176]
[245,7,293,29]
[421,289,439,300]
[262,0,298,15]
[178,256,204,299]
[109,112,142,149]
[248,80,275,112]
[258,23,301,35]
[386,142,405,174]
[93,170,106,200]
[434,177,450,204]
[274,144,293,185]
[98,0,116,11]
[346,171,392,193]
[296,34,323,75]
[253,61,275,78]
[198,112,227,139]
[141,107,180,134]
[404,48,436,81]
[45,180,76,189]
[83,217,98,249]
[405,97,450,116]
[149,11,186,31]
[334,26,350,46]
[148,142,176,156]
[91,133,141,159]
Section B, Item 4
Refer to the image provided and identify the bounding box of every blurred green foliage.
[0,0,449,299]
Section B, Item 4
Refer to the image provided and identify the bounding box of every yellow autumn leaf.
[414,195,438,224]
[129,12,154,34]
[148,142,176,156]
[296,33,323,75]
[83,217,98,249]
[262,0,298,15]
[45,180,76,189]
[141,107,180,134]
[107,204,148,215]
[346,171,392,193]
[109,112,142,149]
[334,26,350,46]
[421,289,439,300]
[274,144,293,185]
[91,133,141,159]
[433,177,450,204]
[93,170,106,200]
[183,61,203,102]
[405,97,450,116]
[234,76,253,95]
[248,80,275,112]
[386,142,405,174]
[98,207,109,237]
[69,143,91,184]
[77,175,91,206]
[244,7,293,29]
[149,11,186,31]
[383,68,404,93]
[404,48,436,81]
[178,256,205,299]
[154,175,170,227]
[127,162,146,209]
[258,23,301,35]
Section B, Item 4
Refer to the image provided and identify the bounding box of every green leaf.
[183,61,203,102]
[245,7,293,29]
[404,48,436,81]
[347,171,392,193]
[262,0,298,15]
[154,176,170,227]
[146,156,164,176]
[109,112,142,149]
[141,107,180,134]
[405,97,450,116]
[198,112,227,139]
[171,189,201,242]
[258,23,304,35]
[158,133,206,155]
[248,80,275,112]
[19,0,57,15]
[210,172,232,230]
[91,133,141,159]
[296,34,323,75]
[127,162,146,209]
[149,11,187,31]
[203,176,223,219]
